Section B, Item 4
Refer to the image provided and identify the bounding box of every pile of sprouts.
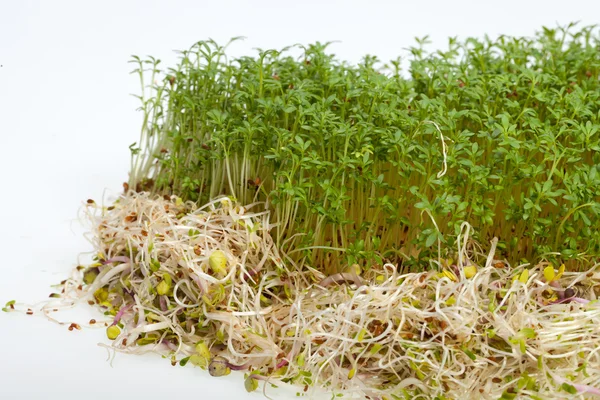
[7,193,600,399]
[5,23,600,399]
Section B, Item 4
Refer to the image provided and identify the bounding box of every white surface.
[0,1,598,398]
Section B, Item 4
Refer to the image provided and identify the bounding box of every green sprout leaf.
[245,376,259,392]
[2,300,16,312]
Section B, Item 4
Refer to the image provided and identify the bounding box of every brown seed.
[141,230,148,237]
[122,339,128,346]
[86,199,95,204]
[312,337,326,345]
[69,323,81,331]
[107,206,115,211]
[26,309,33,315]
[492,377,502,383]
[89,319,96,325]
[88,300,95,305]
[123,182,129,192]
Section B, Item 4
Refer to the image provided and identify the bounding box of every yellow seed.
[369,343,383,355]
[556,264,566,280]
[443,270,457,282]
[209,250,228,277]
[343,264,362,276]
[83,269,99,285]
[356,328,367,342]
[99,301,113,309]
[519,269,529,284]
[446,295,456,306]
[463,265,477,279]
[543,266,555,282]
[93,288,108,302]
[106,325,120,340]
[156,279,170,296]
[348,368,356,379]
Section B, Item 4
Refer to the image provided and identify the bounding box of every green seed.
[106,325,120,340]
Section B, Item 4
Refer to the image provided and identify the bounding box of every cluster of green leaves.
[128,23,600,272]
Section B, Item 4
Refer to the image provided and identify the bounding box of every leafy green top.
[128,23,600,271]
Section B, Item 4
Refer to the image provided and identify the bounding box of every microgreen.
[127,24,600,273]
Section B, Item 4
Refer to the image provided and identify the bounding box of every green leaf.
[561,383,577,394]
[425,231,437,247]
[245,376,259,392]
[520,327,536,339]
[462,348,477,360]
[179,356,191,366]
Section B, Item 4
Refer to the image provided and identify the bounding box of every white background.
[1,1,599,398]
